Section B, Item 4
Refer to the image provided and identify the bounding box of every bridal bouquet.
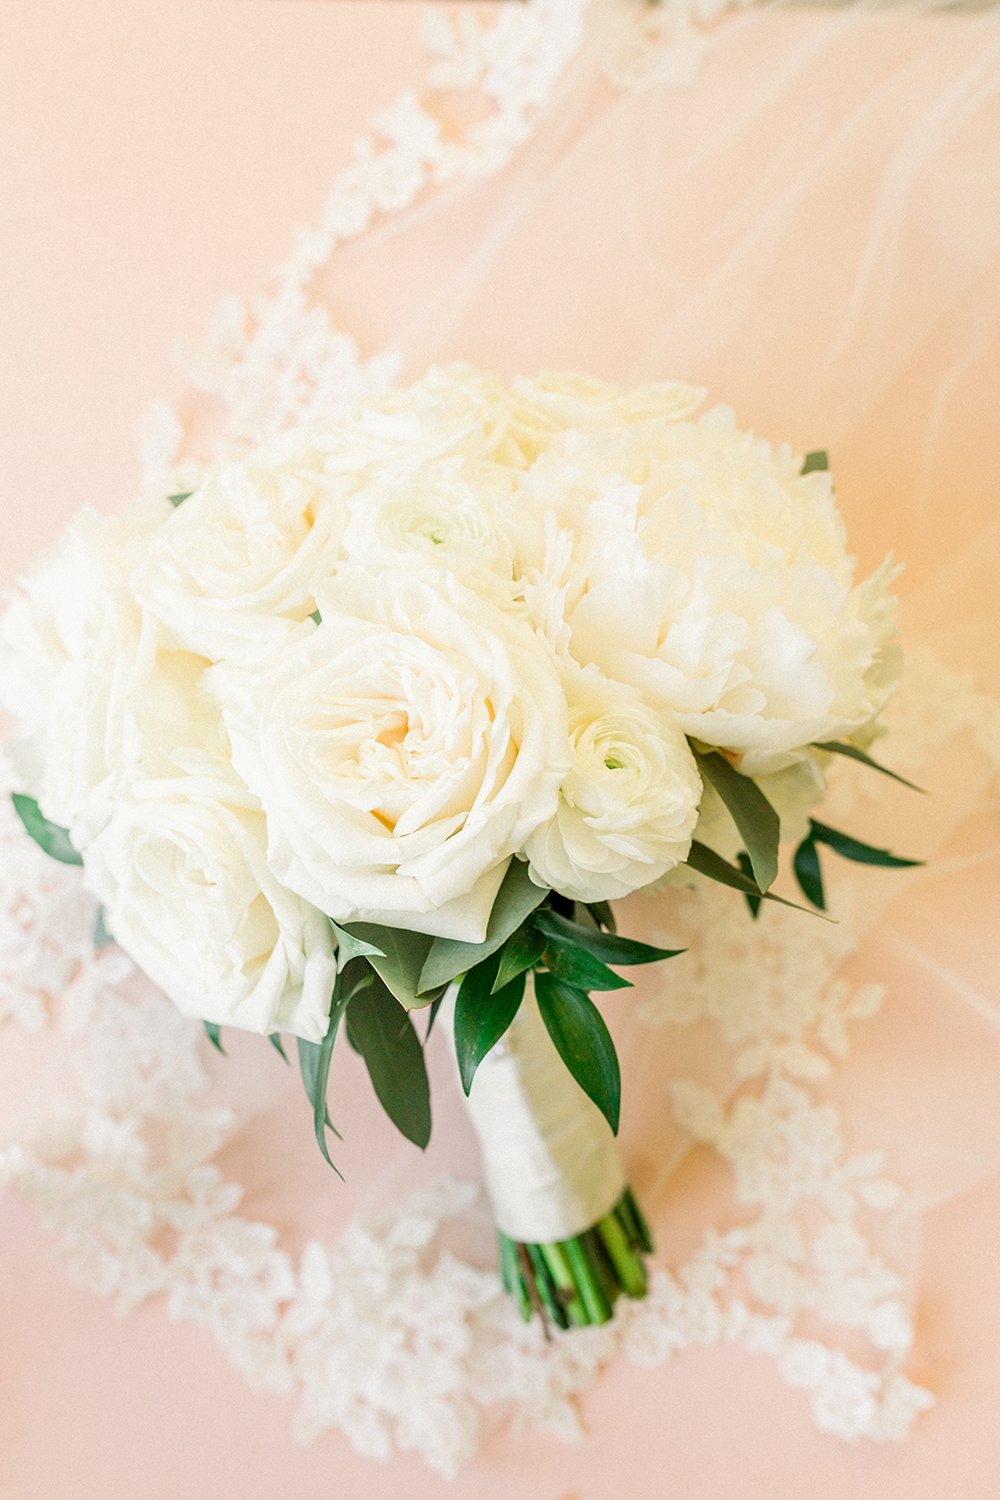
[0,366,920,1331]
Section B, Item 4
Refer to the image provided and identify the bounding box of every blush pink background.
[3,3,1000,1497]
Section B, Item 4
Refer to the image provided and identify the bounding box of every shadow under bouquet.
[0,367,921,1332]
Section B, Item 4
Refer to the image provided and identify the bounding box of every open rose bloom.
[0,366,903,1043]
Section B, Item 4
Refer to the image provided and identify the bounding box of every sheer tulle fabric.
[3,0,1000,1477]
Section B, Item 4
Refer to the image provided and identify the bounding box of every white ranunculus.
[523,672,702,901]
[132,433,348,666]
[210,563,570,942]
[83,769,337,1041]
[0,499,173,847]
[513,406,903,776]
[338,455,517,598]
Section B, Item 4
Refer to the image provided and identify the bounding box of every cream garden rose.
[210,562,570,942]
[132,433,349,666]
[83,770,337,1041]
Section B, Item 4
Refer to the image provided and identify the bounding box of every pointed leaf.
[310,608,322,625]
[800,450,828,474]
[418,859,549,993]
[585,901,617,933]
[809,819,924,868]
[793,835,825,909]
[693,750,780,891]
[492,922,546,993]
[736,852,762,919]
[202,1020,226,1055]
[346,970,432,1148]
[93,906,115,949]
[534,907,683,966]
[297,962,360,1172]
[533,971,621,1135]
[683,840,835,919]
[811,740,926,795]
[268,1032,290,1064]
[340,922,433,1009]
[424,991,446,1041]
[330,918,387,969]
[542,941,633,992]
[454,952,526,1094]
[12,794,83,865]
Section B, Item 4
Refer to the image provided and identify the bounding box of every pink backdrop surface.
[3,3,1000,1497]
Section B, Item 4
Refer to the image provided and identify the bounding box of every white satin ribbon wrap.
[446,976,626,1243]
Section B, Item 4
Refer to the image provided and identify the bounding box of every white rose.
[505,371,706,465]
[523,671,702,901]
[84,770,337,1042]
[132,433,348,666]
[514,406,903,776]
[0,499,172,846]
[311,364,517,479]
[211,563,570,942]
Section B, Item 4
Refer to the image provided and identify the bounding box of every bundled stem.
[498,1186,652,1331]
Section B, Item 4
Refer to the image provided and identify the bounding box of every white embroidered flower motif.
[211,563,569,943]
[524,672,701,901]
[513,404,903,776]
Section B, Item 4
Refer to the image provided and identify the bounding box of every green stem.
[497,1187,654,1331]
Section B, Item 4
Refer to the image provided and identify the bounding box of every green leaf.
[736,852,762,919]
[339,922,433,1010]
[310,609,322,625]
[533,907,683,966]
[423,991,445,1040]
[268,1032,290,1064]
[167,491,193,507]
[202,1020,226,1055]
[586,901,617,933]
[346,970,432,1148]
[12,794,82,865]
[683,840,834,919]
[793,835,825,909]
[542,941,633,992]
[800,450,828,474]
[811,740,926,795]
[297,967,356,1174]
[418,859,549,994]
[330,918,387,970]
[693,749,780,891]
[533,971,621,1135]
[454,952,527,1094]
[93,906,115,949]
[492,922,546,993]
[809,819,924,868]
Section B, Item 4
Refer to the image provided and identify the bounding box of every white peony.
[512,404,903,776]
[210,563,570,942]
[132,432,348,666]
[505,371,706,465]
[523,671,702,901]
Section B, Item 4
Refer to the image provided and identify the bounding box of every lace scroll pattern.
[146,0,750,489]
[4,652,999,1474]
